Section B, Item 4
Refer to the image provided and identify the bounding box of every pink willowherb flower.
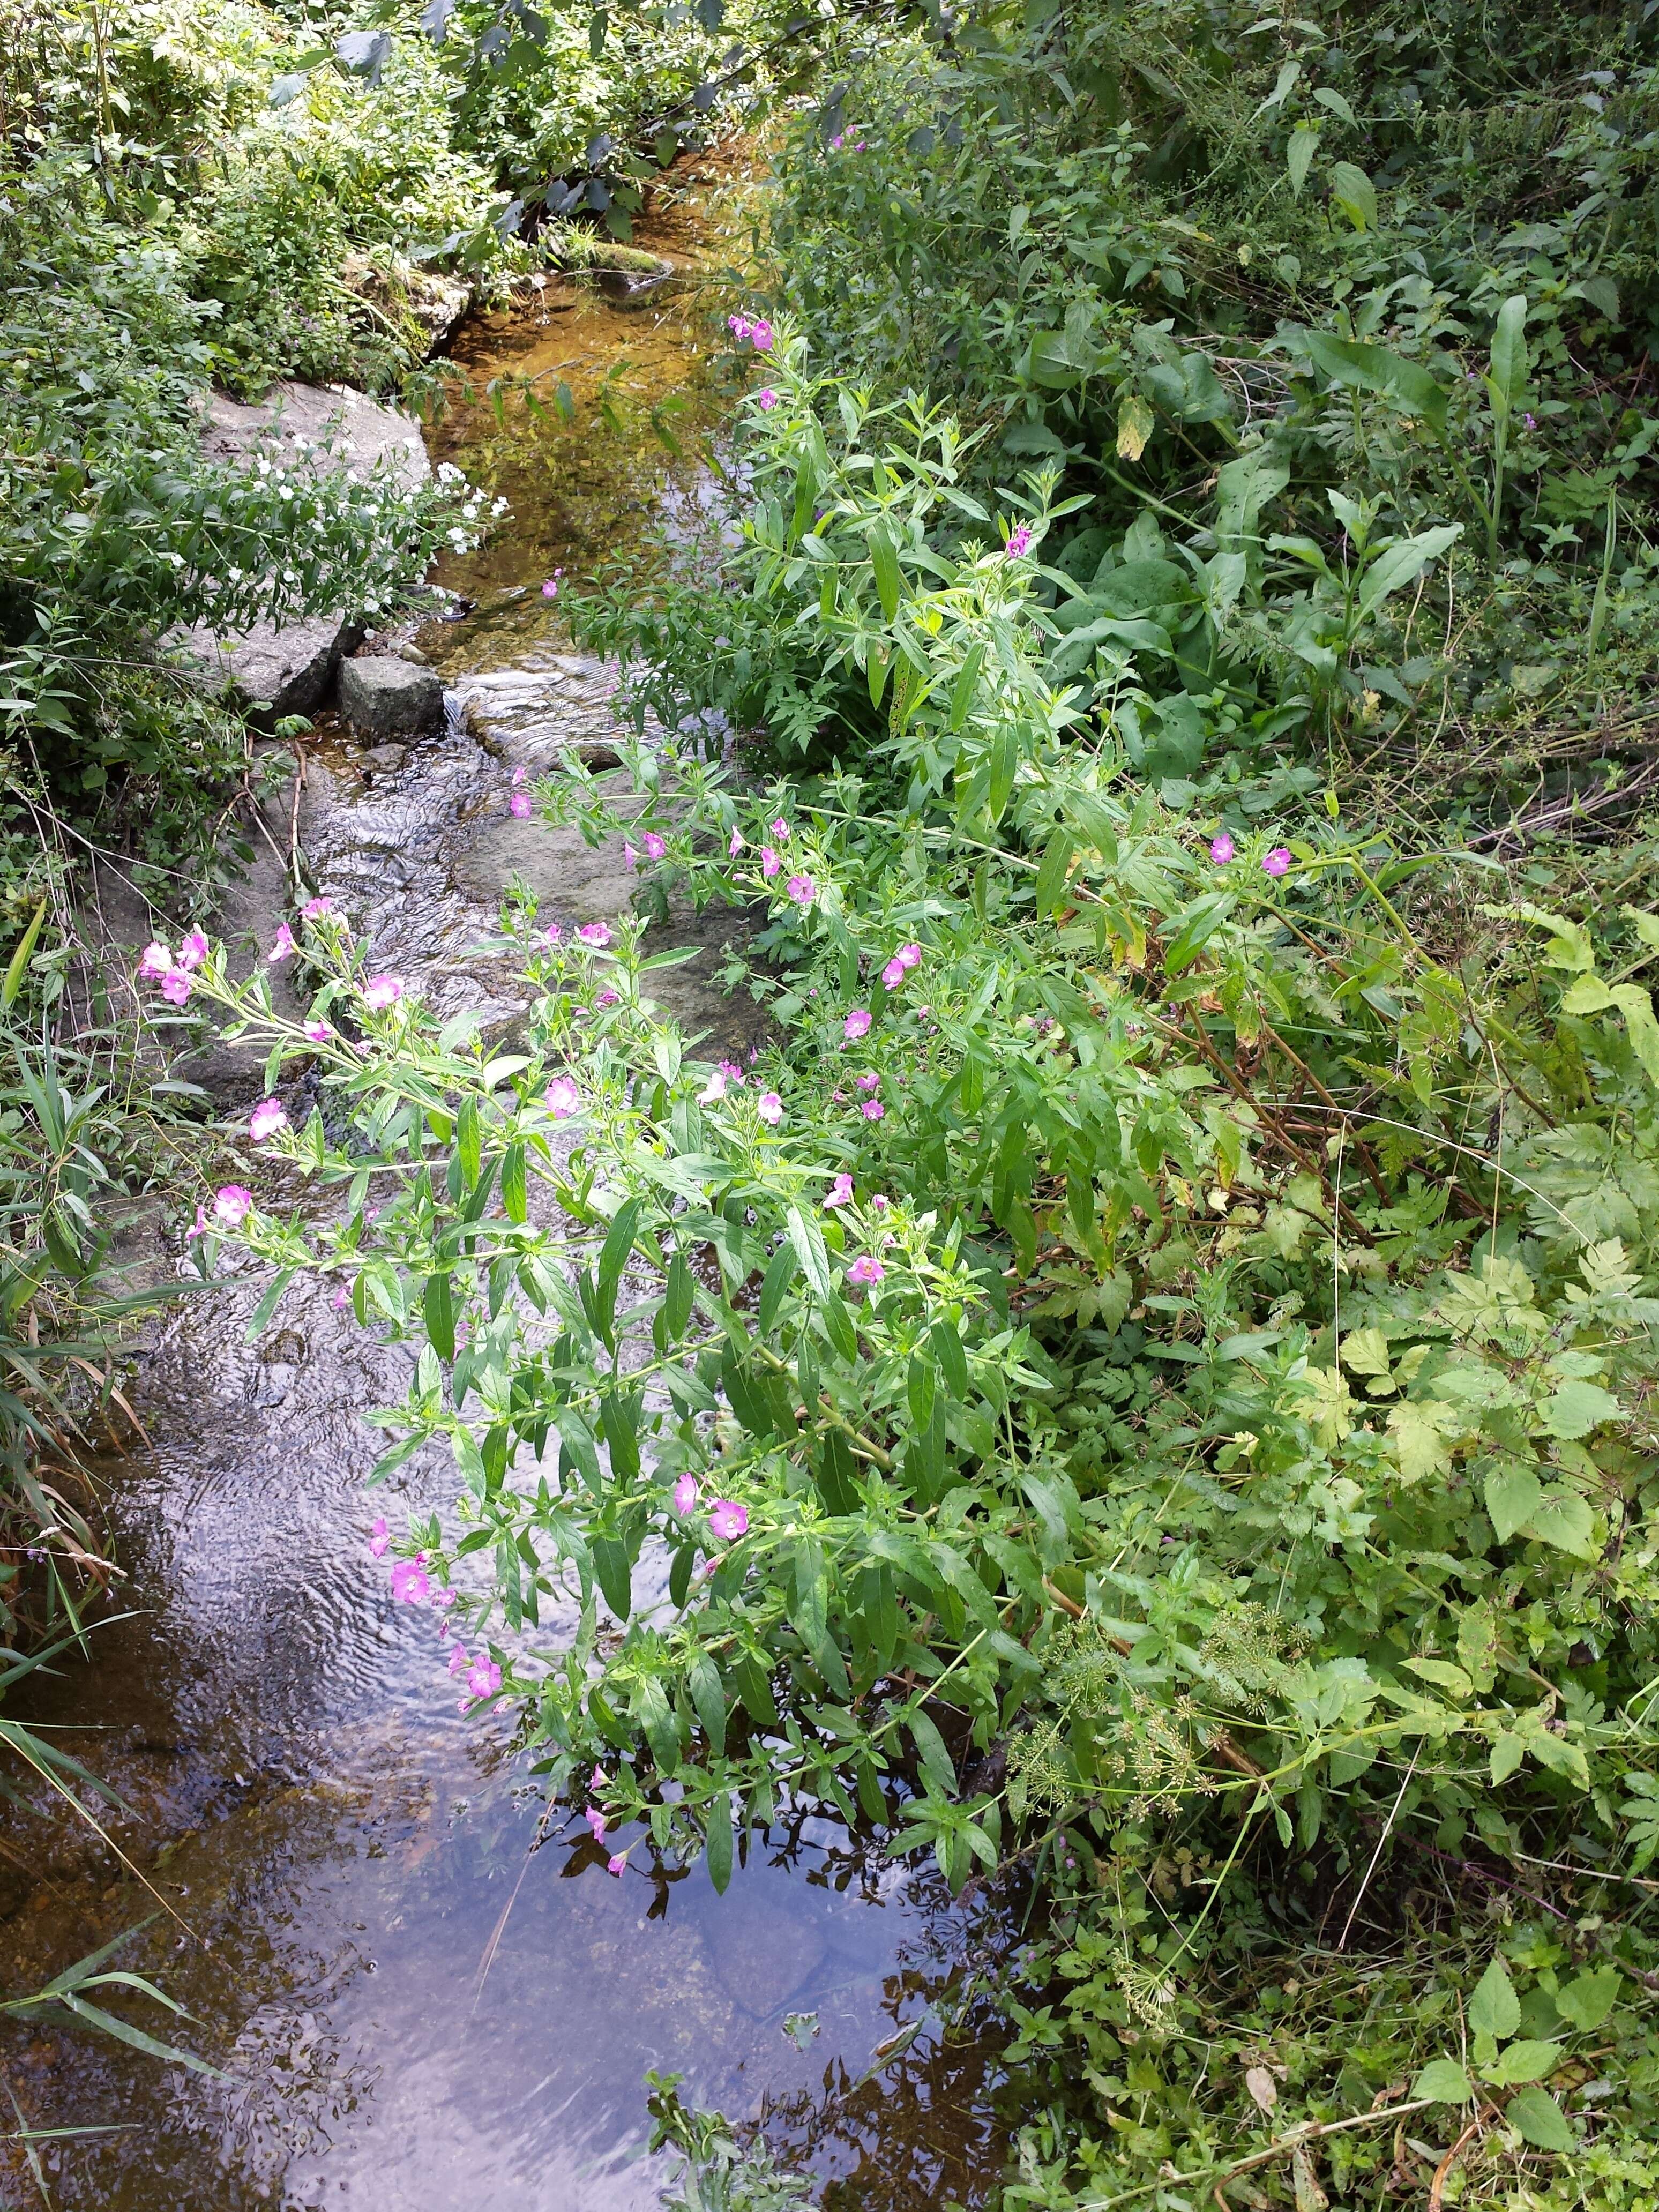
[577,922,611,948]
[542,574,562,600]
[1209,833,1235,865]
[757,388,778,410]
[175,928,210,972]
[304,1019,332,1043]
[544,922,564,945]
[717,1059,744,1082]
[509,793,531,818]
[897,942,922,970]
[591,1765,609,1790]
[268,923,296,963]
[447,1643,469,1678]
[390,1558,431,1604]
[545,1075,580,1118]
[137,940,173,982]
[760,846,781,879]
[786,874,816,906]
[249,1097,287,1143]
[708,1499,749,1541]
[856,1071,880,1090]
[607,1852,626,1876]
[769,818,790,840]
[698,1071,727,1104]
[756,1092,783,1125]
[184,1205,208,1242]
[302,895,334,920]
[861,1100,885,1120]
[363,975,402,1011]
[642,832,666,861]
[597,987,619,1007]
[843,1009,871,1041]
[672,1473,700,1515]
[1005,524,1034,559]
[214,1184,253,1228]
[159,968,192,1007]
[848,1253,885,1284]
[870,1193,890,1213]
[750,320,775,353]
[369,1517,390,1558]
[585,1806,608,1843]
[881,958,906,989]
[512,766,527,786]
[623,841,639,869]
[728,314,754,340]
[1262,847,1292,878]
[466,1655,502,1700]
[728,826,743,858]
[825,1173,855,1208]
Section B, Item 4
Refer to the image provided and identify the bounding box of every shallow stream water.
[0,162,1010,2210]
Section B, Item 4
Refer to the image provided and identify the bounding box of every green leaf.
[1286,124,1319,198]
[2,900,47,1008]
[1538,1380,1620,1440]
[1487,2038,1564,2087]
[1328,159,1377,231]
[1523,1486,1597,1560]
[1413,2058,1473,2104]
[591,1534,632,1621]
[1485,1462,1542,1542]
[1311,85,1356,124]
[758,1243,798,1332]
[908,1710,956,1796]
[868,524,901,622]
[1505,2084,1573,2153]
[665,1251,694,1338]
[1468,1957,1520,2042]
[1555,1967,1620,2031]
[705,1789,734,1893]
[1357,525,1462,617]
[1034,828,1075,918]
[932,1317,969,1399]
[1489,294,1529,421]
[786,1204,833,1300]
[688,1654,727,1757]
[423,1272,455,1362]
[1491,1731,1525,1784]
[1302,330,1448,435]
[634,1675,679,1772]
[599,1196,644,1292]
[502,1143,527,1223]
[1116,392,1155,460]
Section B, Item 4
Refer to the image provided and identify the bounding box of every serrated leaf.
[1505,2084,1573,2153]
[1487,2038,1564,2087]
[1485,1461,1542,1542]
[1328,159,1377,231]
[1403,1657,1473,1699]
[1287,123,1319,198]
[1468,1957,1520,2042]
[1116,393,1155,461]
[1413,2058,1474,2104]
[1555,1967,1620,2031]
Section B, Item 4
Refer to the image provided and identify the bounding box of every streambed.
[0,163,1009,2210]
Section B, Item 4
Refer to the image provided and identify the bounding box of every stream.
[0,160,1012,2210]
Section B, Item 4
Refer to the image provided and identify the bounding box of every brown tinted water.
[0,163,1012,2210]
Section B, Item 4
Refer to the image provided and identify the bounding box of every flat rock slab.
[339,657,444,739]
[175,382,431,722]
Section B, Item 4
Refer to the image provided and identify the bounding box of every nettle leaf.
[1468,1957,1521,2043]
[1487,2038,1564,2087]
[1555,1967,1620,2031]
[1538,1378,1620,1439]
[1328,159,1377,231]
[1505,2084,1574,2153]
[1485,1461,1541,1541]
[1524,1486,1596,1559]
[1286,124,1319,198]
[1414,2058,1474,2104]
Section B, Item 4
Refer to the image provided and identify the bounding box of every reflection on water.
[0,158,1012,2210]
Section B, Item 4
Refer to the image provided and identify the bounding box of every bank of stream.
[0,161,1012,2211]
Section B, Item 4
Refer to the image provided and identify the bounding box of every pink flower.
[510,792,532,818]
[708,1499,749,1540]
[757,388,778,410]
[825,1173,855,1208]
[303,1019,332,1043]
[848,1254,885,1284]
[363,975,402,1010]
[1209,833,1235,865]
[751,320,774,353]
[881,958,906,989]
[301,896,334,920]
[717,1060,744,1082]
[268,923,296,963]
[512,766,527,786]
[584,1805,608,1843]
[787,874,816,906]
[542,577,560,600]
[672,1473,700,1515]
[607,1853,626,1876]
[213,1184,253,1228]
[159,968,192,1007]
[760,846,781,879]
[861,1100,885,1120]
[1262,847,1292,878]
[623,840,639,869]
[332,1284,350,1309]
[545,1075,580,1118]
[897,943,922,970]
[728,314,754,340]
[591,1765,609,1790]
[577,923,611,948]
[447,1643,469,1677]
[856,1071,880,1090]
[175,928,209,972]
[466,1655,502,1700]
[1005,524,1034,559]
[249,1097,287,1143]
[137,940,172,982]
[544,922,564,946]
[756,1092,783,1125]
[769,818,790,840]
[642,832,666,861]
[843,1009,871,1041]
[391,1558,431,1604]
[698,1071,727,1104]
[369,1517,389,1558]
[597,987,619,1007]
[184,1204,208,1242]
[728,826,743,858]
[870,1193,890,1213]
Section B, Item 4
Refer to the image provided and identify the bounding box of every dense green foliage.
[27,0,1659,2200]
